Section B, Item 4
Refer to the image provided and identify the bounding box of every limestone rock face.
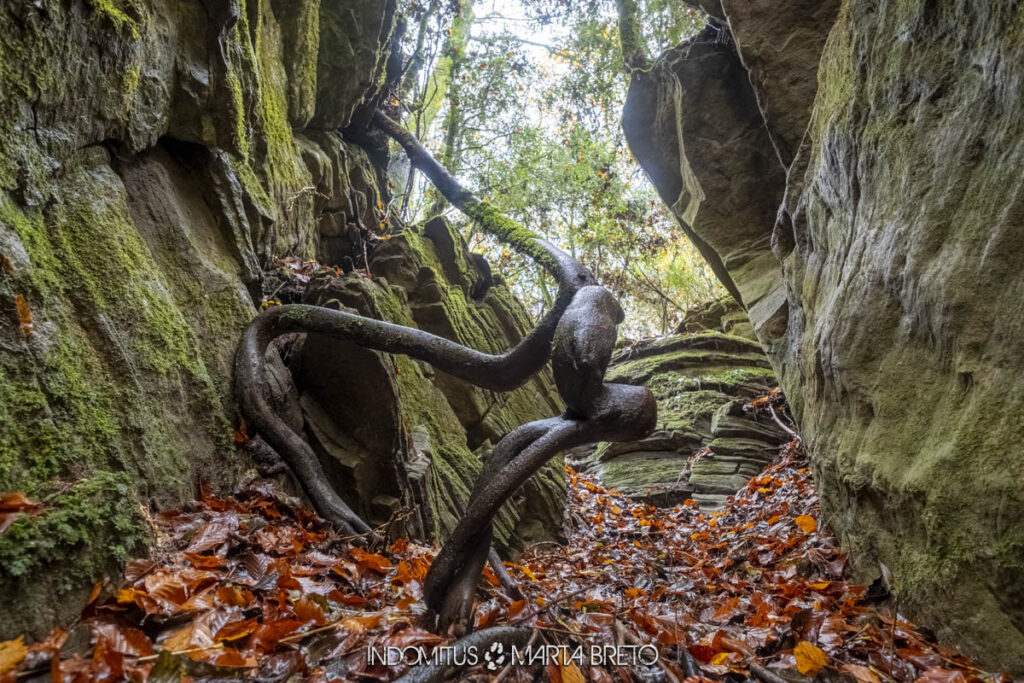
[573,300,785,508]
[0,0,563,640]
[626,0,1024,669]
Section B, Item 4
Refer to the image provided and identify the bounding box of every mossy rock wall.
[624,0,1024,670]
[0,0,404,639]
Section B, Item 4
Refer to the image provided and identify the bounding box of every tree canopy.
[391,0,720,336]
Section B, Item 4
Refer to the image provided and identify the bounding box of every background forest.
[389,0,720,335]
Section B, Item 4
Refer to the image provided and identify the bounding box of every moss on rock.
[576,330,783,508]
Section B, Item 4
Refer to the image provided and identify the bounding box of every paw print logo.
[483,642,506,671]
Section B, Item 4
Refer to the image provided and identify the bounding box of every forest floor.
[0,411,1007,682]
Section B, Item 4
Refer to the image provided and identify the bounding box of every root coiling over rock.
[233,113,657,644]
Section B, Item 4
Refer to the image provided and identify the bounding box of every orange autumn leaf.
[0,492,39,513]
[185,552,227,569]
[14,294,33,337]
[0,492,40,534]
[233,418,249,444]
[794,641,827,675]
[560,662,586,683]
[794,515,818,533]
[508,598,527,617]
[0,636,27,674]
[213,647,257,668]
[215,618,259,642]
[349,547,392,573]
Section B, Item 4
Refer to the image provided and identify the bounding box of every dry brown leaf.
[842,663,882,683]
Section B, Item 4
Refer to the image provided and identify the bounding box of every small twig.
[333,509,413,547]
[769,404,800,440]
[488,548,524,600]
[510,587,590,624]
[278,618,345,643]
[889,599,899,668]
[521,540,563,557]
[136,642,224,662]
[749,662,788,683]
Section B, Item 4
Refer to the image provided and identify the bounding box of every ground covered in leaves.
[0,437,1006,681]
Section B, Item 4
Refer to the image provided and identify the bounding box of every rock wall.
[0,0,564,639]
[624,0,1024,669]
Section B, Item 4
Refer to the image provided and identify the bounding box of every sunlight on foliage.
[394,0,722,336]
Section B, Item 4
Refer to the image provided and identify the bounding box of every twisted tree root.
[234,286,583,537]
[423,287,657,632]
[236,112,595,540]
[234,114,657,662]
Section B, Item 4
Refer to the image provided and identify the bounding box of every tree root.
[423,288,657,630]
[234,113,658,661]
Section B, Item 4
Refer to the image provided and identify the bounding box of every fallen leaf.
[560,662,586,683]
[794,641,827,676]
[349,547,392,573]
[14,294,33,336]
[916,668,970,683]
[0,492,40,534]
[842,663,882,683]
[794,515,818,533]
[214,618,259,642]
[0,636,27,674]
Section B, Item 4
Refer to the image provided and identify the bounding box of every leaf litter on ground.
[0,393,1009,682]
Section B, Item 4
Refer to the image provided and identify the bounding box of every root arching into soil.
[234,113,657,636]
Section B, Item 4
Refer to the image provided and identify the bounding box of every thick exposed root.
[424,289,657,630]
[234,115,658,664]
[234,213,589,536]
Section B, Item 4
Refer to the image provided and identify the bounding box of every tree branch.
[616,0,650,72]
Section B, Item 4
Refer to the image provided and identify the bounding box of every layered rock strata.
[573,301,786,508]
